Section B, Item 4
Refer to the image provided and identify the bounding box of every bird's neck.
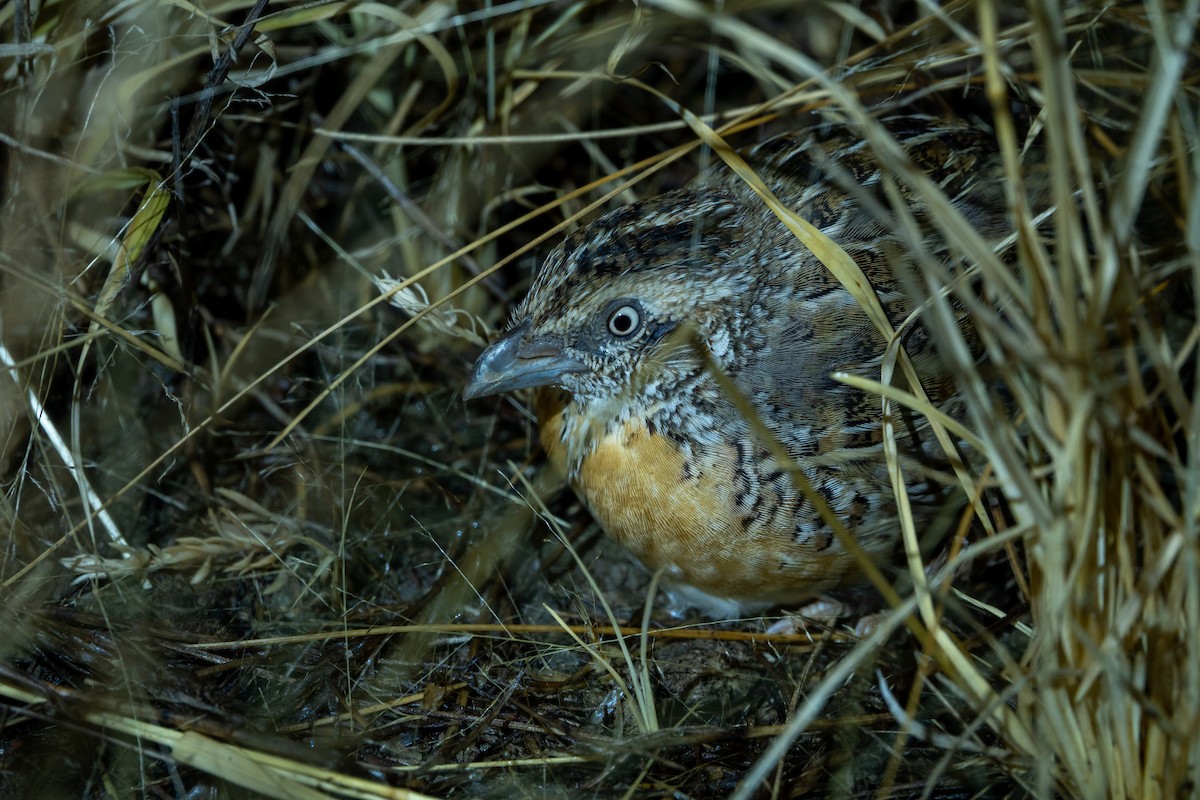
[538,374,713,483]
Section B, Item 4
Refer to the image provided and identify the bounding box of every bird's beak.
[463,321,585,400]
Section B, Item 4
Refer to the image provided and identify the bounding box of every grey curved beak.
[463,322,585,400]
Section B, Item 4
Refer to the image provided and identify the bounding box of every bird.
[464,116,1013,619]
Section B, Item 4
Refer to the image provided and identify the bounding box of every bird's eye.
[607,304,641,337]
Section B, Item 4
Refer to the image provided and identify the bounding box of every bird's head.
[464,187,756,404]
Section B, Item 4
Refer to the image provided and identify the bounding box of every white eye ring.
[607,304,641,337]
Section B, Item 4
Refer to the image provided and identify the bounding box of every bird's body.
[467,117,1011,616]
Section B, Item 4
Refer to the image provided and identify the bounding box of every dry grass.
[0,0,1196,797]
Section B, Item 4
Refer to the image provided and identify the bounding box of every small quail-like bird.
[465,116,1010,617]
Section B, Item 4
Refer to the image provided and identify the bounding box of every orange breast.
[534,389,856,609]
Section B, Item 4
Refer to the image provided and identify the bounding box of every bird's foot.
[765,596,853,635]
